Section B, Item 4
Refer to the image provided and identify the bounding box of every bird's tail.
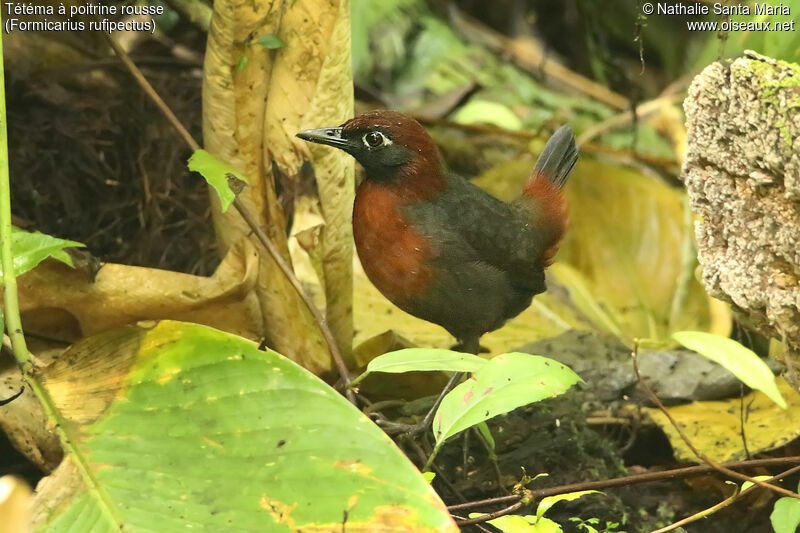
[530,125,578,189]
[520,125,578,266]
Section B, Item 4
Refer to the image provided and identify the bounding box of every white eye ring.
[363,131,391,148]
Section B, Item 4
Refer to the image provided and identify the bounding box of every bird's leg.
[450,338,489,354]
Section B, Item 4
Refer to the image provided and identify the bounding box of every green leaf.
[468,514,567,533]
[187,150,248,212]
[741,475,772,492]
[0,227,84,280]
[235,54,248,72]
[467,514,541,533]
[351,348,487,386]
[672,331,786,408]
[451,100,523,131]
[529,517,563,533]
[536,490,601,520]
[771,497,800,533]
[35,321,457,532]
[433,353,581,444]
[422,471,436,483]
[257,33,287,49]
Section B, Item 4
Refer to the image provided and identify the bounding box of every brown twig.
[413,116,680,171]
[447,4,629,110]
[446,456,800,513]
[652,463,800,533]
[100,33,356,403]
[740,383,751,460]
[632,341,800,500]
[576,93,685,146]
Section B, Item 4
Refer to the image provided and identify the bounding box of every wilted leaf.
[203,0,331,373]
[33,321,458,532]
[433,353,581,445]
[645,379,800,462]
[17,239,262,341]
[263,0,356,363]
[187,149,248,212]
[673,331,786,408]
[0,227,84,280]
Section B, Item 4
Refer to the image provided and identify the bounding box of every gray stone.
[518,330,783,404]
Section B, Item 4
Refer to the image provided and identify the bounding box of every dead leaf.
[645,378,800,462]
[16,239,261,340]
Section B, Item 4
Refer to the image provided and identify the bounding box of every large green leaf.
[0,227,84,280]
[433,353,580,445]
[34,321,456,532]
[673,331,786,408]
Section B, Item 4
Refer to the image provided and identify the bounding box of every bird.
[297,110,578,355]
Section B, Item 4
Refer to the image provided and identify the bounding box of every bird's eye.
[363,131,387,148]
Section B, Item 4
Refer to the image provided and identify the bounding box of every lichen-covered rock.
[682,51,800,390]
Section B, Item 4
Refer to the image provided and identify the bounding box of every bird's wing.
[404,174,549,293]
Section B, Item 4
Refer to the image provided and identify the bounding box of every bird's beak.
[296,127,351,150]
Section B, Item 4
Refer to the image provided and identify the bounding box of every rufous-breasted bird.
[298,111,578,355]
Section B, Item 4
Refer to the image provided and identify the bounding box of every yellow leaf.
[645,378,800,462]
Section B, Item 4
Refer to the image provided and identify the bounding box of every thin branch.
[652,489,740,533]
[100,33,355,403]
[447,4,629,110]
[446,456,800,512]
[633,341,800,500]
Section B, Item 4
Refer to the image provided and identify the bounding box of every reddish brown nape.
[342,110,446,202]
[353,180,436,302]
[523,173,568,266]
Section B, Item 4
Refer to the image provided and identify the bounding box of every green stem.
[424,442,442,472]
[0,18,123,530]
[0,50,28,374]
